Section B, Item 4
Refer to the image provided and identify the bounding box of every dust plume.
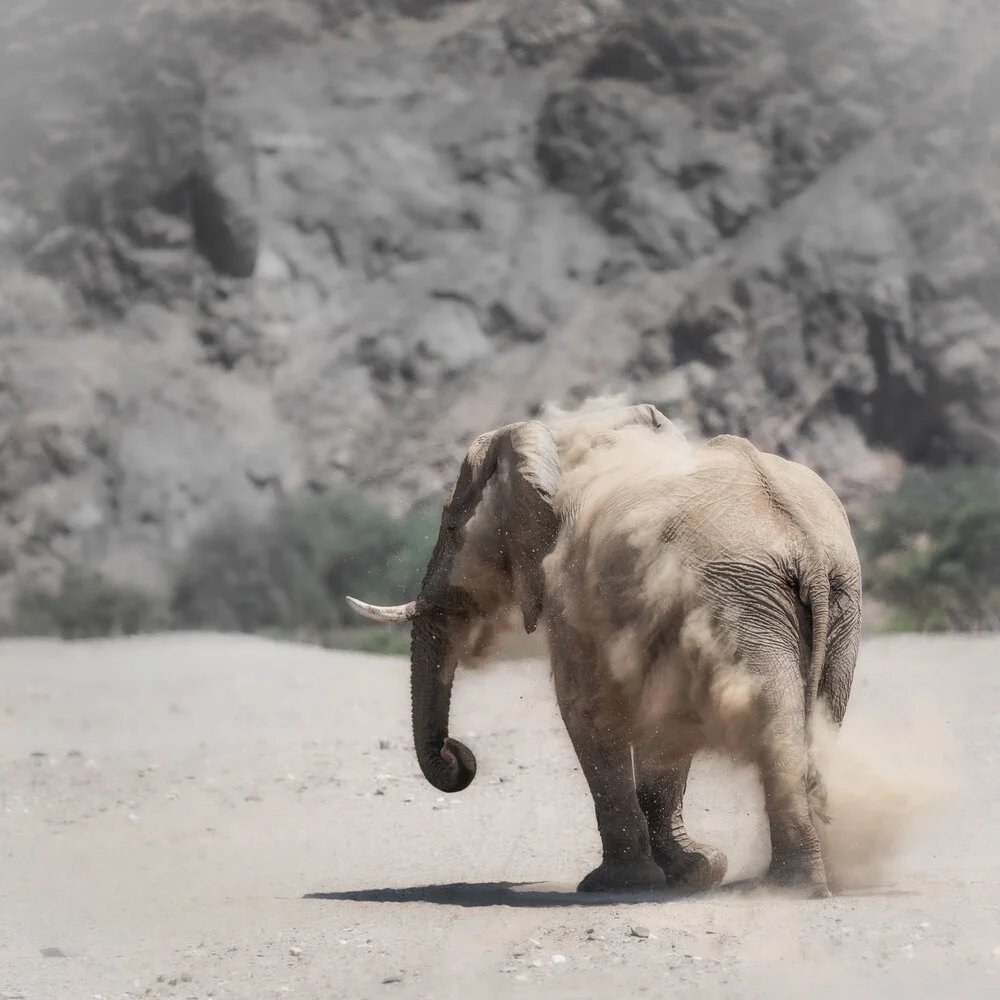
[812,696,959,891]
[538,393,705,450]
[537,391,634,423]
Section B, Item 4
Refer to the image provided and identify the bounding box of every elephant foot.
[654,842,728,890]
[765,857,830,899]
[577,857,667,894]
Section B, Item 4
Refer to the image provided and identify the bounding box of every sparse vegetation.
[861,465,1000,633]
[2,569,165,640]
[0,490,437,653]
[168,489,437,639]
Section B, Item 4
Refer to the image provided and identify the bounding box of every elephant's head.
[345,420,561,794]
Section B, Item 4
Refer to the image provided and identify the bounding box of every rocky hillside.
[1,0,1000,605]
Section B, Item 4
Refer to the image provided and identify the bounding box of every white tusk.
[345,596,419,623]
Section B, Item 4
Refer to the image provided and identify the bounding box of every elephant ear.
[449,421,561,634]
[496,422,561,634]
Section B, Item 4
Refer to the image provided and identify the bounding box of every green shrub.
[861,465,1000,633]
[4,569,163,640]
[169,489,437,638]
[323,625,413,657]
[0,490,436,652]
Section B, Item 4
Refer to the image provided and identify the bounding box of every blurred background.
[1,0,999,650]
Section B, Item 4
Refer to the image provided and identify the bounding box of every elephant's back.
[561,437,850,578]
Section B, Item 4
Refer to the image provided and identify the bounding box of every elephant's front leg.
[559,708,667,893]
[636,756,728,890]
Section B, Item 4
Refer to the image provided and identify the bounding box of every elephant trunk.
[410,616,477,794]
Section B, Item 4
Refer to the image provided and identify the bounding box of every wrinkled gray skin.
[347,404,863,897]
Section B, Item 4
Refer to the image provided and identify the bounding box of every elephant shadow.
[304,878,917,908]
[304,880,703,908]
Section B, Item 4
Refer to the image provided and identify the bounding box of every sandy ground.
[2,631,999,1000]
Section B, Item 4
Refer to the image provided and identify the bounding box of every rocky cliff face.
[1,0,999,604]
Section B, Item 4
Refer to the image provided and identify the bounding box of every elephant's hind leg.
[636,755,728,890]
[756,671,830,898]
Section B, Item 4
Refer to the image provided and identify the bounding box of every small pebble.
[40,947,67,959]
[551,954,566,964]
[289,946,302,957]
[630,926,651,939]
[382,975,403,984]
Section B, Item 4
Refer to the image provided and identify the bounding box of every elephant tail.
[801,562,832,825]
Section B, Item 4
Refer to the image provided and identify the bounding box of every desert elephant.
[347,401,863,898]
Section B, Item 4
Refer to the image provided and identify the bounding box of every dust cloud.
[812,695,960,892]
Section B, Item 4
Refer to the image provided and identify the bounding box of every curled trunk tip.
[419,736,477,793]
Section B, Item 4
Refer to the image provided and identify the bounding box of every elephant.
[347,400,863,898]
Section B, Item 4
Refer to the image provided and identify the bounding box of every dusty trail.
[1,632,998,999]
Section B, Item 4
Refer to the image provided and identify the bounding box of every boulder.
[536,78,768,263]
[0,7,260,314]
[502,0,625,67]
